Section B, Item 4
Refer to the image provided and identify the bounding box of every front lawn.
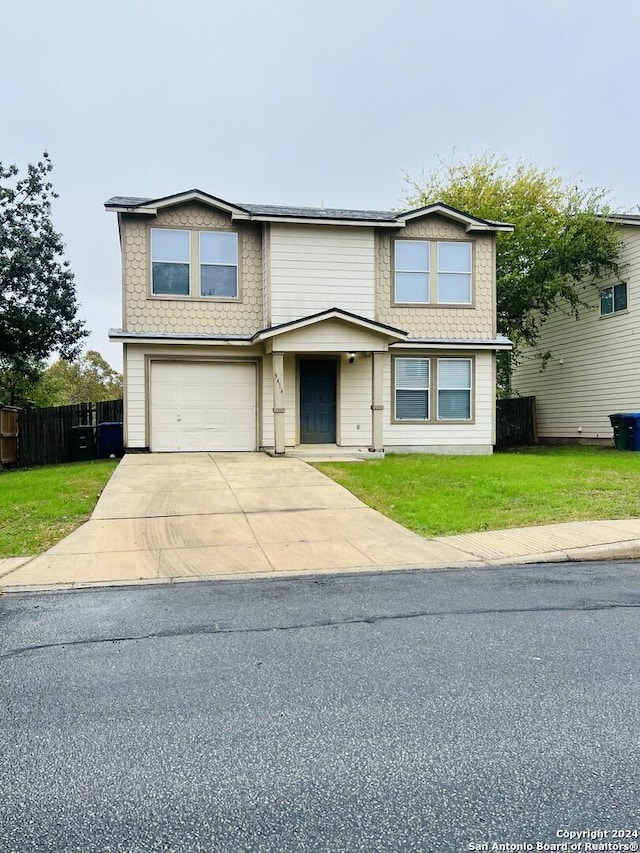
[316,446,640,536]
[0,460,118,557]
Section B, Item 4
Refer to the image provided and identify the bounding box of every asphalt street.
[1,562,639,853]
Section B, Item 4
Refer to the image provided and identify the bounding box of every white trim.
[110,332,252,346]
[391,340,512,351]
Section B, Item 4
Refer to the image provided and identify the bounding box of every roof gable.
[395,202,513,232]
[252,308,407,343]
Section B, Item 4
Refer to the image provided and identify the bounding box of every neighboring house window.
[200,232,238,297]
[394,240,472,304]
[151,229,190,295]
[437,242,472,304]
[437,359,472,420]
[395,357,430,419]
[600,282,627,316]
[395,241,430,303]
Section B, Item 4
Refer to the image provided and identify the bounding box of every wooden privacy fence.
[0,405,20,466]
[496,396,537,447]
[17,399,123,467]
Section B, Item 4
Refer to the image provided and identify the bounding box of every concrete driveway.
[2,453,475,587]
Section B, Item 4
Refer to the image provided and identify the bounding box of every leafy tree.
[0,152,87,403]
[30,351,122,407]
[404,154,621,388]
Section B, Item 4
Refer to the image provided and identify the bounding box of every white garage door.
[151,361,257,452]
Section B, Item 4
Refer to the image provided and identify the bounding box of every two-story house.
[512,215,640,444]
[105,190,513,456]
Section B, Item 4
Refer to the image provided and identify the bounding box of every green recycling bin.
[609,414,629,450]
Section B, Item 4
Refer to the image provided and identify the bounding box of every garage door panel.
[151,361,257,452]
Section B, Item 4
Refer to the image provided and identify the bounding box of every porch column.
[370,352,384,452]
[272,351,286,455]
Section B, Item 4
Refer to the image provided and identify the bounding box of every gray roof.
[239,202,398,221]
[104,190,512,229]
[602,212,640,225]
[105,194,399,221]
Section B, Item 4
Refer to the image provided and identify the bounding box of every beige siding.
[270,319,390,353]
[383,350,495,451]
[512,226,640,440]
[121,203,263,336]
[340,356,373,445]
[375,215,495,339]
[270,224,375,324]
[124,345,146,448]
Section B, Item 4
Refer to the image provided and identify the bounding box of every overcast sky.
[4,0,640,370]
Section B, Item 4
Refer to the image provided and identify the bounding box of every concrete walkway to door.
[0,453,477,588]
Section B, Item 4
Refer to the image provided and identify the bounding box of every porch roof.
[252,308,408,344]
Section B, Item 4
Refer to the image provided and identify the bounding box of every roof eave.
[235,214,400,227]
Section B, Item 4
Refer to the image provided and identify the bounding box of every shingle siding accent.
[375,215,495,339]
[121,203,263,336]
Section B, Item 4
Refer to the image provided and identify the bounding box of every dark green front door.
[300,359,337,444]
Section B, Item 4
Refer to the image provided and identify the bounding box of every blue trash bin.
[622,414,640,451]
[96,422,124,458]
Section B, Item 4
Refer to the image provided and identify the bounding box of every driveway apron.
[2,453,474,587]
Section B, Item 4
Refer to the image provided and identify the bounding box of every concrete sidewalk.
[2,452,640,591]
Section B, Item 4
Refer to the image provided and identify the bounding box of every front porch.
[264,444,385,461]
[253,308,407,457]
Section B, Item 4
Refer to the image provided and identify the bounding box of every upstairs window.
[395,241,430,303]
[151,229,190,296]
[600,282,627,316]
[150,229,239,298]
[437,242,472,304]
[394,240,472,304]
[200,232,238,297]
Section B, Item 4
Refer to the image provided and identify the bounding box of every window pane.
[438,273,471,303]
[600,288,613,315]
[438,242,471,273]
[152,229,190,263]
[396,389,429,420]
[439,359,471,388]
[395,272,429,303]
[152,262,189,295]
[395,240,429,271]
[438,390,471,420]
[396,358,429,389]
[614,282,627,312]
[200,231,237,265]
[201,264,238,297]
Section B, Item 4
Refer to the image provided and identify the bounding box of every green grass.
[315,446,640,537]
[0,459,118,557]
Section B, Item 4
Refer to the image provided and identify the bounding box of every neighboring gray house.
[512,215,640,444]
[106,190,512,456]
